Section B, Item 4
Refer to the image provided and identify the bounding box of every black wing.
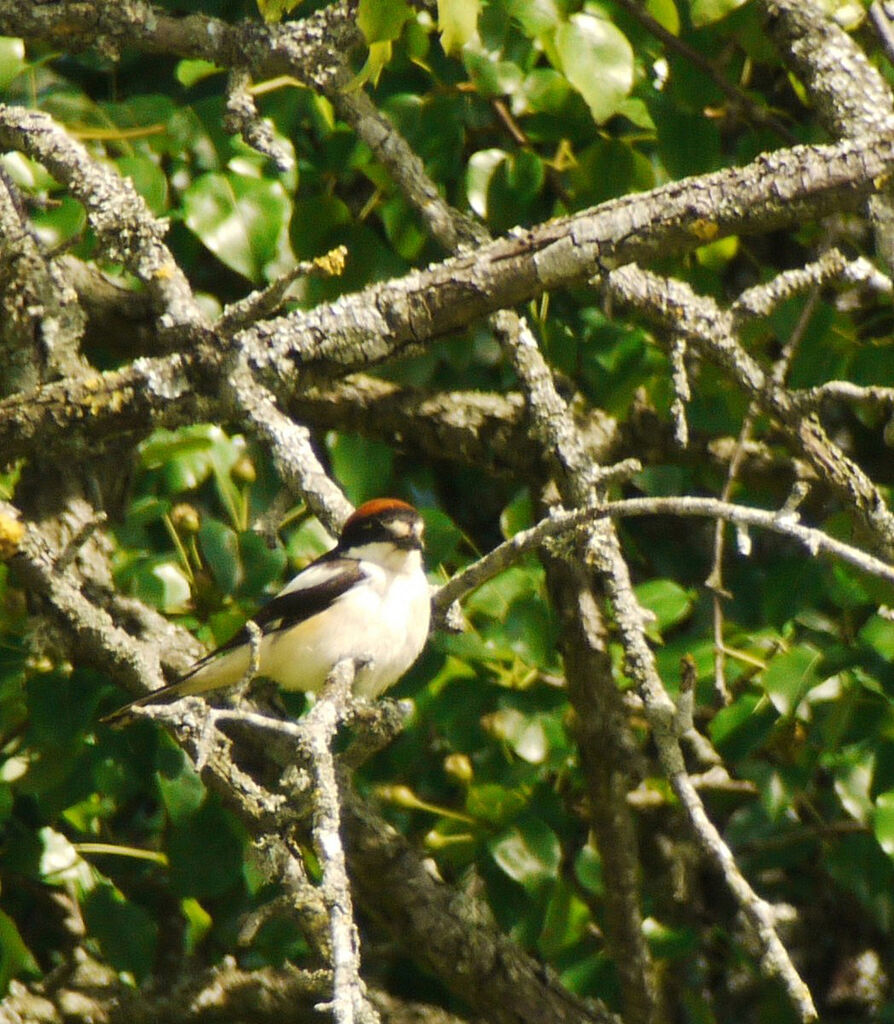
[208,556,367,657]
[101,557,366,721]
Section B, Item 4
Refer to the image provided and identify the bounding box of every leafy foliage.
[0,0,893,1022]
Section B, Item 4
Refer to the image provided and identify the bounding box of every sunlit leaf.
[553,13,634,125]
[327,434,394,507]
[761,646,821,717]
[466,566,542,620]
[156,749,206,824]
[507,0,563,36]
[482,708,548,763]
[358,0,412,42]
[574,843,602,896]
[489,815,560,891]
[875,790,894,858]
[860,614,894,660]
[466,148,506,218]
[182,171,293,282]
[174,59,221,87]
[634,578,695,634]
[438,0,480,55]
[256,0,303,22]
[689,0,748,27]
[646,0,680,34]
[0,37,26,91]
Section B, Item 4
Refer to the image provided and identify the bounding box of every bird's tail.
[100,645,251,724]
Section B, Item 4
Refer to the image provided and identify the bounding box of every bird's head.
[338,498,425,558]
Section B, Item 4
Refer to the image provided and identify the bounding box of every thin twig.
[303,659,376,1024]
[434,495,894,617]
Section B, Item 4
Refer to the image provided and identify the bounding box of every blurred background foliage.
[1,0,893,1020]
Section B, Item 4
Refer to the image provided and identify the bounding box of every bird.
[103,498,431,721]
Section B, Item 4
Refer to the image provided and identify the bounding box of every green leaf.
[181,897,213,954]
[505,150,544,202]
[874,790,894,858]
[835,754,874,824]
[438,0,481,55]
[466,783,528,825]
[574,843,603,895]
[435,629,520,665]
[140,425,245,500]
[166,801,245,898]
[38,827,95,893]
[83,884,158,982]
[139,425,215,474]
[236,531,287,597]
[156,750,206,824]
[30,196,86,250]
[150,563,192,612]
[199,519,240,594]
[643,917,699,958]
[824,833,894,931]
[616,97,657,130]
[634,578,695,634]
[860,614,894,661]
[482,150,546,232]
[761,646,821,717]
[351,40,394,89]
[646,0,680,34]
[709,691,777,759]
[464,50,525,100]
[358,0,413,42]
[0,37,26,91]
[695,234,739,270]
[420,508,465,567]
[327,434,394,507]
[27,670,100,745]
[256,0,302,22]
[484,708,549,763]
[380,195,427,261]
[553,13,634,125]
[174,59,221,88]
[466,566,542,620]
[507,0,563,36]
[0,785,12,828]
[116,556,191,611]
[500,491,534,540]
[466,148,506,218]
[522,69,573,114]
[0,908,39,991]
[489,815,561,891]
[652,96,722,177]
[182,171,293,282]
[539,879,590,958]
[689,0,748,28]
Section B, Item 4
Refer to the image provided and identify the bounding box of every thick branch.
[0,1,361,93]
[762,0,894,264]
[0,104,205,341]
[2,135,892,466]
[239,134,894,382]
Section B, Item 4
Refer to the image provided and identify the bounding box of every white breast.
[261,549,431,697]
